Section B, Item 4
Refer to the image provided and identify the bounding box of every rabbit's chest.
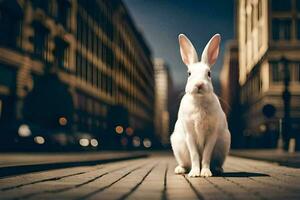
[183,106,216,133]
[191,110,215,132]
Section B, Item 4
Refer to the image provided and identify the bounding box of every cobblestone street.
[0,153,300,200]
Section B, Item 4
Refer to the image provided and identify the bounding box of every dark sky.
[123,0,235,92]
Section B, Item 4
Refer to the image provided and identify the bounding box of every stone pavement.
[0,153,300,200]
[230,149,300,168]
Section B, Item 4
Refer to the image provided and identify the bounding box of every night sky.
[123,0,235,93]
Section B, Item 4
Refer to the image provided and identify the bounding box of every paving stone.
[0,153,299,200]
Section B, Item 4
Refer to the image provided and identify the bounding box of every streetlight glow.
[115,125,124,134]
[59,117,68,126]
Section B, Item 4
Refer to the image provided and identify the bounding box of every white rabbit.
[170,33,231,177]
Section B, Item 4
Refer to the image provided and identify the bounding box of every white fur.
[171,34,231,177]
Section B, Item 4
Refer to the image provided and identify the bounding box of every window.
[93,65,97,87]
[76,51,81,77]
[251,5,255,31]
[0,65,14,87]
[271,0,291,12]
[54,37,69,70]
[258,25,263,48]
[82,57,87,81]
[296,0,300,11]
[57,0,71,30]
[32,0,49,13]
[295,62,300,82]
[297,19,300,40]
[272,18,292,41]
[258,0,263,20]
[32,22,50,61]
[245,14,248,42]
[0,6,22,49]
[76,14,82,43]
[87,62,92,84]
[270,61,283,82]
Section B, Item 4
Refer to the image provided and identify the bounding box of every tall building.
[154,58,172,146]
[237,0,300,148]
[220,40,243,148]
[0,0,154,149]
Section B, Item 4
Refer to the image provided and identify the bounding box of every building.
[237,0,300,149]
[0,0,155,150]
[220,40,243,148]
[154,58,172,146]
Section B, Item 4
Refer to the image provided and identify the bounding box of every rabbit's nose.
[196,83,204,90]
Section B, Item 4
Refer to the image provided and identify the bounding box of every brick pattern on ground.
[0,154,300,200]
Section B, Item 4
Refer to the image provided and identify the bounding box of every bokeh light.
[90,139,98,147]
[59,117,68,126]
[143,138,152,148]
[126,127,134,136]
[34,136,45,145]
[79,138,89,147]
[115,125,124,134]
[18,124,31,137]
[132,136,141,147]
[121,137,128,146]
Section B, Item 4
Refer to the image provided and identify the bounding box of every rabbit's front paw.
[188,168,201,177]
[201,167,212,177]
[174,166,186,174]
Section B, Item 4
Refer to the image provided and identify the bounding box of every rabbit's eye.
[208,71,211,78]
[188,71,191,76]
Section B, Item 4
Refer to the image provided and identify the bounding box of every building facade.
[220,40,244,148]
[0,0,155,149]
[238,0,300,148]
[154,58,172,146]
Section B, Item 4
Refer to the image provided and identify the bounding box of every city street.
[0,153,300,200]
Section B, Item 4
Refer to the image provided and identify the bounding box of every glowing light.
[132,136,141,147]
[59,117,68,126]
[121,137,128,146]
[259,124,266,132]
[34,136,45,144]
[115,125,124,134]
[143,138,152,148]
[125,127,134,136]
[79,138,89,147]
[90,139,98,147]
[18,124,31,137]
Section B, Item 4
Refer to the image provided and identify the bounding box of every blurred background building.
[220,40,243,148]
[234,0,300,149]
[0,0,155,150]
[154,58,172,147]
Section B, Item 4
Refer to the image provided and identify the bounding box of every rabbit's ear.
[178,34,198,66]
[201,34,221,67]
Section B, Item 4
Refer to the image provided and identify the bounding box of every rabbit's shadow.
[216,171,269,178]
